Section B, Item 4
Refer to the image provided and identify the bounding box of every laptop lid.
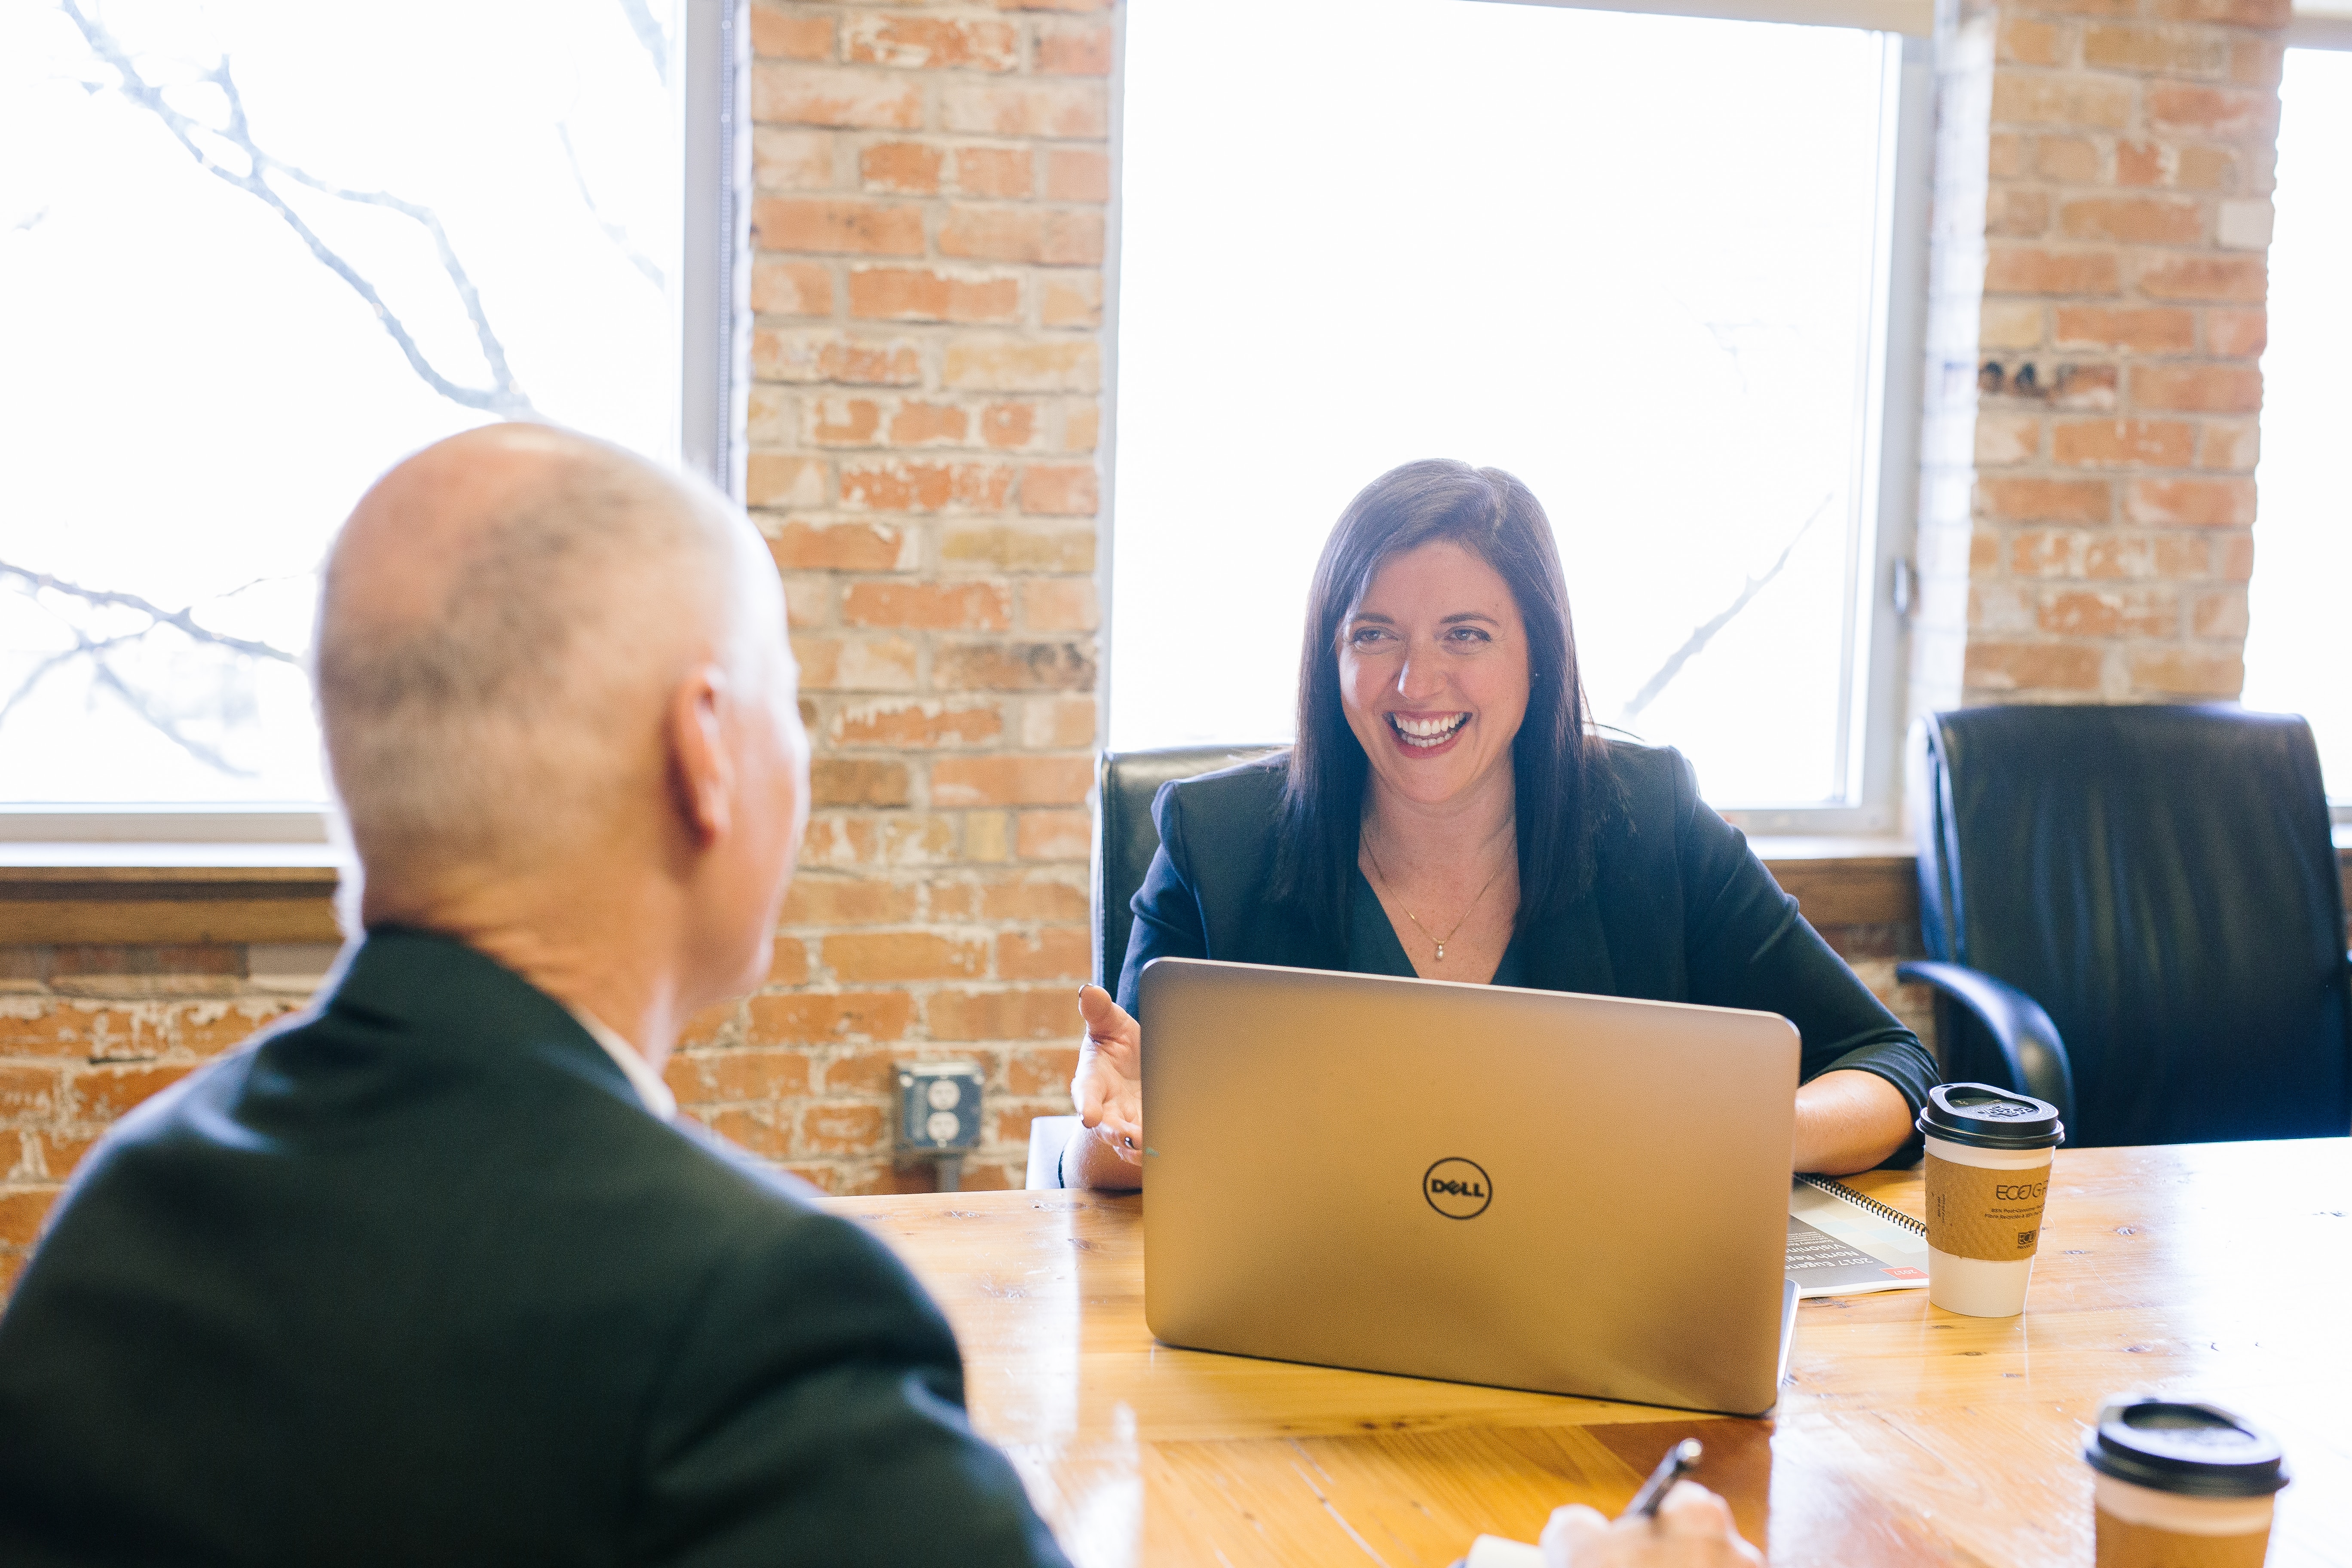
[1140,958,1801,1417]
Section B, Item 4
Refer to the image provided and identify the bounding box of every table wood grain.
[832,1139,2349,1567]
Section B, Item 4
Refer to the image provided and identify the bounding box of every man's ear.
[666,665,734,848]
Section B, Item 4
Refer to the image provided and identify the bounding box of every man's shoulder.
[16,992,946,1415]
[650,1123,950,1338]
[655,1116,878,1259]
[36,951,881,1316]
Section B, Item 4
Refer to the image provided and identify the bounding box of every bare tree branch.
[59,0,536,417]
[557,120,665,290]
[88,656,255,777]
[1617,494,1834,726]
[16,5,634,786]
[616,0,669,77]
[0,560,301,666]
[0,621,257,778]
[20,3,670,782]
[0,630,144,729]
[212,571,309,602]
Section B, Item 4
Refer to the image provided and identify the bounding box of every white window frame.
[2273,13,2352,824]
[0,0,750,855]
[2288,1,2352,49]
[1099,0,1936,837]
[1729,23,1933,837]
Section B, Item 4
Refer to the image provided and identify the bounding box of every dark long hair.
[1270,459,1604,940]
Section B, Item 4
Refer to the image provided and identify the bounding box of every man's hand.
[1072,984,1142,1167]
[1540,1483,1764,1567]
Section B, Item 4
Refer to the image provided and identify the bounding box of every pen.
[1622,1438,1702,1520]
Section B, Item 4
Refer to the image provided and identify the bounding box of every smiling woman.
[1064,461,1935,1193]
[1279,463,1587,985]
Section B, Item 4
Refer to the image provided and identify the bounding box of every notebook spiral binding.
[1797,1174,1928,1237]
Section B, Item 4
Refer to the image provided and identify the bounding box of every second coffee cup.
[2084,1397,2288,1568]
[1916,1082,2065,1317]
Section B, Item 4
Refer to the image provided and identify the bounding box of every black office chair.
[1092,745,1284,988]
[1898,704,2351,1148]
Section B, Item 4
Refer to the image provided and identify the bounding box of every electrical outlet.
[897,1061,984,1153]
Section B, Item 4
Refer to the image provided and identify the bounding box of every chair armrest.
[1896,960,2078,1129]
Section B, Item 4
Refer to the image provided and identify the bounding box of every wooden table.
[833,1141,2348,1566]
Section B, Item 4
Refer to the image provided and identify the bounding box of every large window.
[1109,0,1926,823]
[2240,43,2352,808]
[0,0,735,824]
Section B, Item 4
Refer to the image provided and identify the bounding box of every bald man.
[0,428,1069,1568]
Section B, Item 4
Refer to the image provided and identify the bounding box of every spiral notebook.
[1786,1176,1929,1297]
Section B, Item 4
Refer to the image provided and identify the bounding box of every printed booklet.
[1787,1176,1930,1297]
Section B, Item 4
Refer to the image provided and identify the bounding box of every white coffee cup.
[2084,1398,2288,1567]
[1922,1133,2052,1315]
[1914,1082,2065,1318]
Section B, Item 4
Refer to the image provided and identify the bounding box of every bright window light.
[0,0,682,807]
[1111,0,1904,806]
[2240,46,2352,802]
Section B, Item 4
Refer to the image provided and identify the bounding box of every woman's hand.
[1540,1482,1764,1566]
[1070,984,1143,1175]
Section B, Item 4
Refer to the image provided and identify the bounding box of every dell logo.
[1424,1158,1492,1220]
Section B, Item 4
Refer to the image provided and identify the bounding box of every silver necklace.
[1361,836,1510,963]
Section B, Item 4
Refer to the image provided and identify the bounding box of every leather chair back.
[1094,746,1284,987]
[1915,704,2349,1146]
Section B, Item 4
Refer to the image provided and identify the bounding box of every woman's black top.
[1115,742,1938,1145]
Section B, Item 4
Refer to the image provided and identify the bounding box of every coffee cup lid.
[2083,1399,2288,1498]
[1915,1082,2064,1149]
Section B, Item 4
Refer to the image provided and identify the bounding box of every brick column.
[1913,0,2285,711]
[667,1,1116,1192]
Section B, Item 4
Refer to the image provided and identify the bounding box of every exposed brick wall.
[1914,0,2285,710]
[678,0,1116,1194]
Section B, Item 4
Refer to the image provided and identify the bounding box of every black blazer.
[1117,744,1937,1119]
[0,929,1066,1568]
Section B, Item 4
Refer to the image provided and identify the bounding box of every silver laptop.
[1141,957,1802,1417]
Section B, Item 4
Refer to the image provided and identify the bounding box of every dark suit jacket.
[1116,744,1938,1120]
[0,928,1067,1568]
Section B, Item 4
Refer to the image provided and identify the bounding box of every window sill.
[0,839,1925,943]
[1747,828,2352,930]
[1746,835,1917,926]
[0,832,2343,946]
[0,845,342,945]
